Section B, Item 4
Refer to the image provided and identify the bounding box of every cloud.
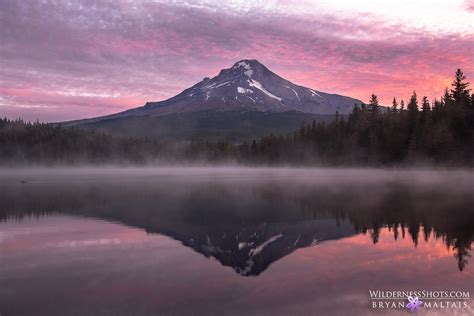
[0,0,473,121]
[466,0,474,11]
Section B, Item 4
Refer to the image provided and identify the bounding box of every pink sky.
[1,0,473,122]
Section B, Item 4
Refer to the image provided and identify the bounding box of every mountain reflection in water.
[1,168,473,274]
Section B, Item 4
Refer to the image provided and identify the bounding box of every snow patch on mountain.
[203,82,217,90]
[203,81,230,91]
[310,89,323,98]
[213,81,231,89]
[285,85,300,101]
[237,86,253,94]
[246,96,256,103]
[248,79,282,102]
[234,61,251,70]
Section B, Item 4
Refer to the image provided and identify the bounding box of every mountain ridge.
[63,60,363,140]
[134,59,361,115]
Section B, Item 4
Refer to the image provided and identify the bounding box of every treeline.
[0,118,238,164]
[0,69,473,166]
[0,119,187,164]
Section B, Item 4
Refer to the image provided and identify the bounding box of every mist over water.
[1,167,474,315]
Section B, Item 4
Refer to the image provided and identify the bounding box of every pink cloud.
[0,0,473,121]
[466,0,474,11]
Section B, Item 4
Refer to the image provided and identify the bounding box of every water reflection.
[1,168,473,275]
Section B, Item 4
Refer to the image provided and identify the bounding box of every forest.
[1,69,473,166]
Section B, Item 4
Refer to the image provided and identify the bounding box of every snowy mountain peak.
[230,59,267,71]
[233,60,252,70]
[75,60,363,122]
[166,59,360,114]
[217,59,266,79]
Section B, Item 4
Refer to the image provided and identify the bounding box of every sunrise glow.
[1,0,473,121]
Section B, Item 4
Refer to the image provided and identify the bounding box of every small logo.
[406,296,423,312]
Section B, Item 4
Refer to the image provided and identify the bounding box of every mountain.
[122,59,361,116]
[65,59,363,140]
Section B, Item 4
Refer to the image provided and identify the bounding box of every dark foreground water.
[1,168,473,316]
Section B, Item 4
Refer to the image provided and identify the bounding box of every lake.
[1,167,473,315]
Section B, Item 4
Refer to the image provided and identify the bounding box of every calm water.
[1,167,473,315]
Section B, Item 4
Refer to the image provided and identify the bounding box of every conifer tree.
[451,69,471,104]
[369,94,379,114]
[421,96,430,112]
[443,88,452,106]
[408,91,419,114]
[391,97,398,113]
